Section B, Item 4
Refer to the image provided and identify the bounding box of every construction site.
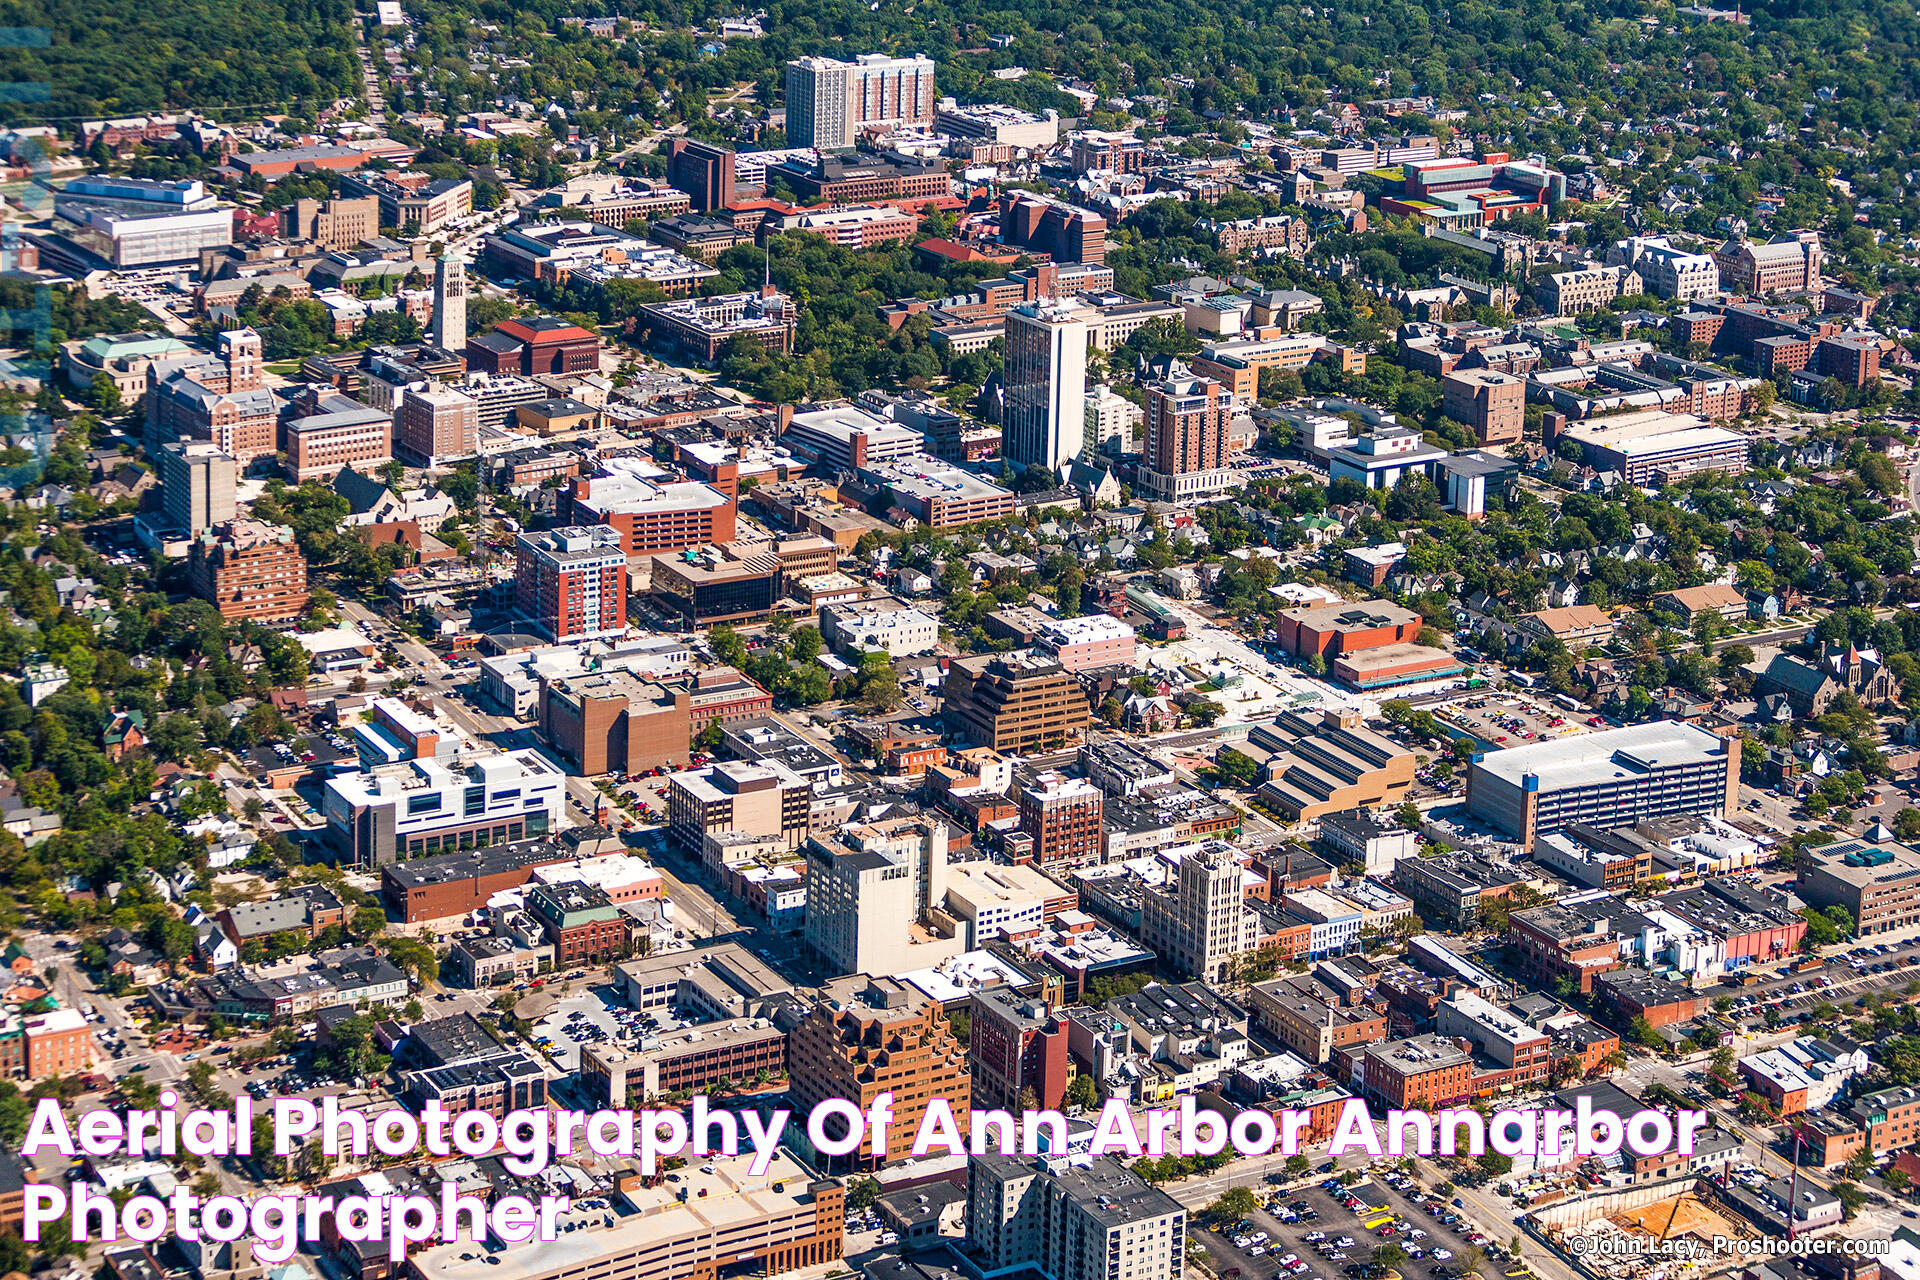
[1527,1180,1754,1280]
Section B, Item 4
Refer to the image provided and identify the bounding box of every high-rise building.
[1017,770,1103,866]
[1442,368,1526,445]
[1003,301,1088,471]
[514,524,629,641]
[157,440,236,535]
[802,816,960,976]
[970,989,1069,1113]
[968,1153,1186,1280]
[943,654,1092,754]
[283,194,380,250]
[1140,844,1255,983]
[186,519,309,623]
[394,384,479,466]
[664,138,736,212]
[785,53,936,149]
[432,253,467,353]
[788,974,970,1170]
[1139,362,1233,501]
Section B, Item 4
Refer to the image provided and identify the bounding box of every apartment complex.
[187,520,309,623]
[1003,300,1090,471]
[1717,231,1823,294]
[968,1153,1186,1280]
[157,440,237,536]
[1139,363,1234,501]
[514,525,629,642]
[785,53,936,148]
[971,990,1070,1112]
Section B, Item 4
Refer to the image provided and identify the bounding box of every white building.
[941,860,1069,946]
[818,597,940,657]
[1004,300,1089,471]
[322,750,567,868]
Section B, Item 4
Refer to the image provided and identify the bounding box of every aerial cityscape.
[2,7,1920,1280]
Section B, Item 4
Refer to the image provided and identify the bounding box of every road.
[349,11,388,125]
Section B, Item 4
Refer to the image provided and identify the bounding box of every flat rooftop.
[1472,721,1730,793]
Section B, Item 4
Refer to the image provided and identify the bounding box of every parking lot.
[528,986,636,1072]
[1193,1170,1497,1280]
[1428,690,1594,752]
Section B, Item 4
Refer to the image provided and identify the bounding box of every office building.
[785,53,936,149]
[187,520,308,623]
[323,749,567,868]
[944,655,1092,753]
[1036,613,1136,673]
[432,253,466,353]
[971,990,1069,1112]
[664,138,736,211]
[565,471,737,557]
[525,881,627,965]
[514,525,628,642]
[942,861,1075,946]
[1442,368,1526,445]
[802,817,960,977]
[788,975,969,1169]
[406,1150,842,1280]
[649,545,784,625]
[158,441,236,536]
[1140,844,1256,983]
[1465,721,1740,849]
[1003,301,1089,471]
[283,193,380,250]
[1018,771,1103,866]
[968,1153,1186,1280]
[668,759,812,853]
[1798,838,1920,938]
[1139,363,1233,501]
[394,384,479,467]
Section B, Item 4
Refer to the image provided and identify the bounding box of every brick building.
[187,520,309,623]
